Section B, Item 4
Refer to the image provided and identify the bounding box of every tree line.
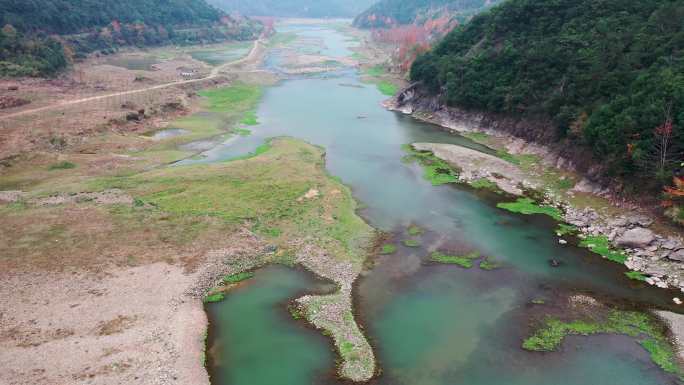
[411,0,684,194]
[0,0,262,77]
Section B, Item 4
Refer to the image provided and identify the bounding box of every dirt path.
[0,39,263,120]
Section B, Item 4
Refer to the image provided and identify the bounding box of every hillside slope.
[0,0,262,77]
[0,0,224,35]
[410,0,684,193]
[208,0,374,18]
[353,0,501,28]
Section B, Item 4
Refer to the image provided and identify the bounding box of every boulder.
[669,249,684,262]
[615,227,655,248]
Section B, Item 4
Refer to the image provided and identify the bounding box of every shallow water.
[205,266,336,385]
[204,22,683,385]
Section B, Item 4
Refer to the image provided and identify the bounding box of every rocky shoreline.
[387,86,684,298]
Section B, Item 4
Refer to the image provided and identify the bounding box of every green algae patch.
[625,271,648,281]
[241,110,259,126]
[556,223,578,236]
[430,251,480,268]
[469,178,498,191]
[579,235,627,264]
[380,244,397,255]
[497,198,563,221]
[407,225,424,236]
[522,310,682,378]
[48,161,76,171]
[204,293,225,303]
[223,271,254,284]
[199,84,262,113]
[403,239,421,247]
[479,257,501,270]
[402,145,459,186]
[377,81,399,96]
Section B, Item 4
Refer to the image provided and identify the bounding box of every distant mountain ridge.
[353,0,502,29]
[207,0,375,18]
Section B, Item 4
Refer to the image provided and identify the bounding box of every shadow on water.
[202,22,683,385]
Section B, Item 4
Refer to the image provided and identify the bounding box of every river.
[203,21,682,385]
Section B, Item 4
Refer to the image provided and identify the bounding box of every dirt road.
[0,39,263,120]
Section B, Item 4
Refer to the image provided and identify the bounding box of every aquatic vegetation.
[479,257,501,270]
[241,111,259,126]
[556,223,578,236]
[625,271,648,281]
[223,271,254,284]
[380,244,397,254]
[364,65,386,77]
[430,251,480,268]
[469,178,498,191]
[402,145,459,186]
[48,161,76,170]
[523,310,681,377]
[234,128,252,136]
[376,81,399,96]
[204,293,225,303]
[403,239,421,247]
[463,131,490,142]
[579,235,627,264]
[497,198,563,221]
[407,225,423,236]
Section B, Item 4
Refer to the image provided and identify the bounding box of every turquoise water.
[205,266,336,385]
[204,22,683,385]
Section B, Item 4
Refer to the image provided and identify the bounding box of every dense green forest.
[0,0,262,77]
[411,0,684,192]
[208,0,374,18]
[0,0,224,34]
[354,0,501,28]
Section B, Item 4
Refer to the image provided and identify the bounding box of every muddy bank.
[387,85,684,297]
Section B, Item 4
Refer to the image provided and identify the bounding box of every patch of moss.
[364,65,386,77]
[579,235,627,264]
[469,178,499,191]
[223,271,254,284]
[523,310,681,378]
[204,293,225,303]
[407,225,423,236]
[48,161,76,170]
[402,145,459,186]
[289,304,304,320]
[240,111,259,126]
[556,224,578,236]
[430,251,480,268]
[625,271,648,281]
[403,239,421,247]
[376,81,399,96]
[380,244,397,255]
[234,127,252,136]
[497,198,563,221]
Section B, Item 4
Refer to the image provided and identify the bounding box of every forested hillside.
[354,0,501,28]
[208,0,374,18]
[0,0,262,77]
[411,0,684,193]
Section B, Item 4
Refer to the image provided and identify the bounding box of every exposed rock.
[411,142,533,196]
[615,227,655,248]
[0,190,24,203]
[670,249,684,262]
